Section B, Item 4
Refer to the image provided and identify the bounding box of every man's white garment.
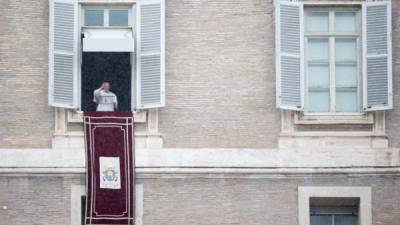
[93,88,118,111]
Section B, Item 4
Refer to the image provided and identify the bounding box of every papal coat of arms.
[99,157,121,189]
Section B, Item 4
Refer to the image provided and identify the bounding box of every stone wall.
[1,0,400,148]
[1,173,399,225]
[386,0,400,147]
[0,0,53,148]
[159,0,279,148]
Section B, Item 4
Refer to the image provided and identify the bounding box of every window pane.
[307,12,329,33]
[335,38,357,62]
[335,215,358,225]
[308,91,330,112]
[85,10,104,26]
[308,64,330,88]
[310,215,332,225]
[109,10,129,26]
[336,90,358,112]
[336,64,357,87]
[335,12,357,32]
[308,39,329,61]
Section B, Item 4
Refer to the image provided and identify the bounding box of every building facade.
[0,0,399,225]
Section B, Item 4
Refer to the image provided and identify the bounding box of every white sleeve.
[114,94,118,109]
[93,88,102,103]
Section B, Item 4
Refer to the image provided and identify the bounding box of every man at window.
[93,82,118,111]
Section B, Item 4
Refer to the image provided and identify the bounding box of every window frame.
[78,4,136,111]
[82,5,132,28]
[298,186,372,225]
[304,7,363,115]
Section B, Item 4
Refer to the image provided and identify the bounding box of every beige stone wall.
[142,174,400,225]
[386,0,400,147]
[0,0,53,148]
[1,174,399,225]
[160,0,279,148]
[1,0,400,148]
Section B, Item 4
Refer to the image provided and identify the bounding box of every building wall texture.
[1,0,400,148]
[0,0,53,148]
[0,174,399,225]
[160,0,279,148]
[386,0,400,147]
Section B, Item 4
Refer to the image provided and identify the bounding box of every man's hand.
[100,83,105,90]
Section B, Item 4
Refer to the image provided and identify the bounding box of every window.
[83,7,131,27]
[298,187,372,225]
[275,0,392,113]
[310,206,358,225]
[48,0,165,110]
[305,9,361,113]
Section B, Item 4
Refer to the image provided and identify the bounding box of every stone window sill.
[294,112,374,125]
[67,110,147,123]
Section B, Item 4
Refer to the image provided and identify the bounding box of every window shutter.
[135,0,165,109]
[275,0,304,110]
[48,0,78,108]
[362,1,393,111]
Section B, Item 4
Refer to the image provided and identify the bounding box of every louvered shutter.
[275,0,304,110]
[362,1,393,111]
[48,0,78,108]
[135,0,165,109]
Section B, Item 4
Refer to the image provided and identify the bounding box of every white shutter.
[48,0,78,108]
[275,0,304,111]
[362,1,392,111]
[135,0,165,109]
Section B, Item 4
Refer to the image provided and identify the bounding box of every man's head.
[102,82,111,92]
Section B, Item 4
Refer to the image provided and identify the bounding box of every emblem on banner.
[99,157,121,189]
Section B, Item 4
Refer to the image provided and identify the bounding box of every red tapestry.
[83,112,135,225]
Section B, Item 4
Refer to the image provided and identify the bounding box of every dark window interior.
[81,52,131,111]
[81,195,86,225]
[310,197,359,225]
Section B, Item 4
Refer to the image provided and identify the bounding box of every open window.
[48,0,165,111]
[275,0,392,113]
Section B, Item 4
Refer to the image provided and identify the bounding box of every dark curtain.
[81,52,131,111]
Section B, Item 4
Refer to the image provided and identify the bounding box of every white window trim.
[304,7,362,114]
[78,3,136,110]
[82,5,133,28]
[70,184,144,225]
[298,186,372,225]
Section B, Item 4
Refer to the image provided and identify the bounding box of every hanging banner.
[83,111,135,225]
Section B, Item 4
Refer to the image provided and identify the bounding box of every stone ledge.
[0,147,398,169]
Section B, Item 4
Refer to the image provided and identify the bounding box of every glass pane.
[336,90,358,112]
[85,10,104,26]
[308,91,330,112]
[308,39,329,61]
[308,64,330,88]
[335,215,358,225]
[335,38,357,62]
[307,12,329,33]
[109,10,129,26]
[335,12,357,32]
[310,215,332,225]
[336,64,357,87]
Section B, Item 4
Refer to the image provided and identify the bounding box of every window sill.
[294,112,373,125]
[67,110,147,123]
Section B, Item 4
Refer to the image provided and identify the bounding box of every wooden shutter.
[275,0,304,110]
[135,0,165,109]
[48,0,78,108]
[362,1,393,111]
